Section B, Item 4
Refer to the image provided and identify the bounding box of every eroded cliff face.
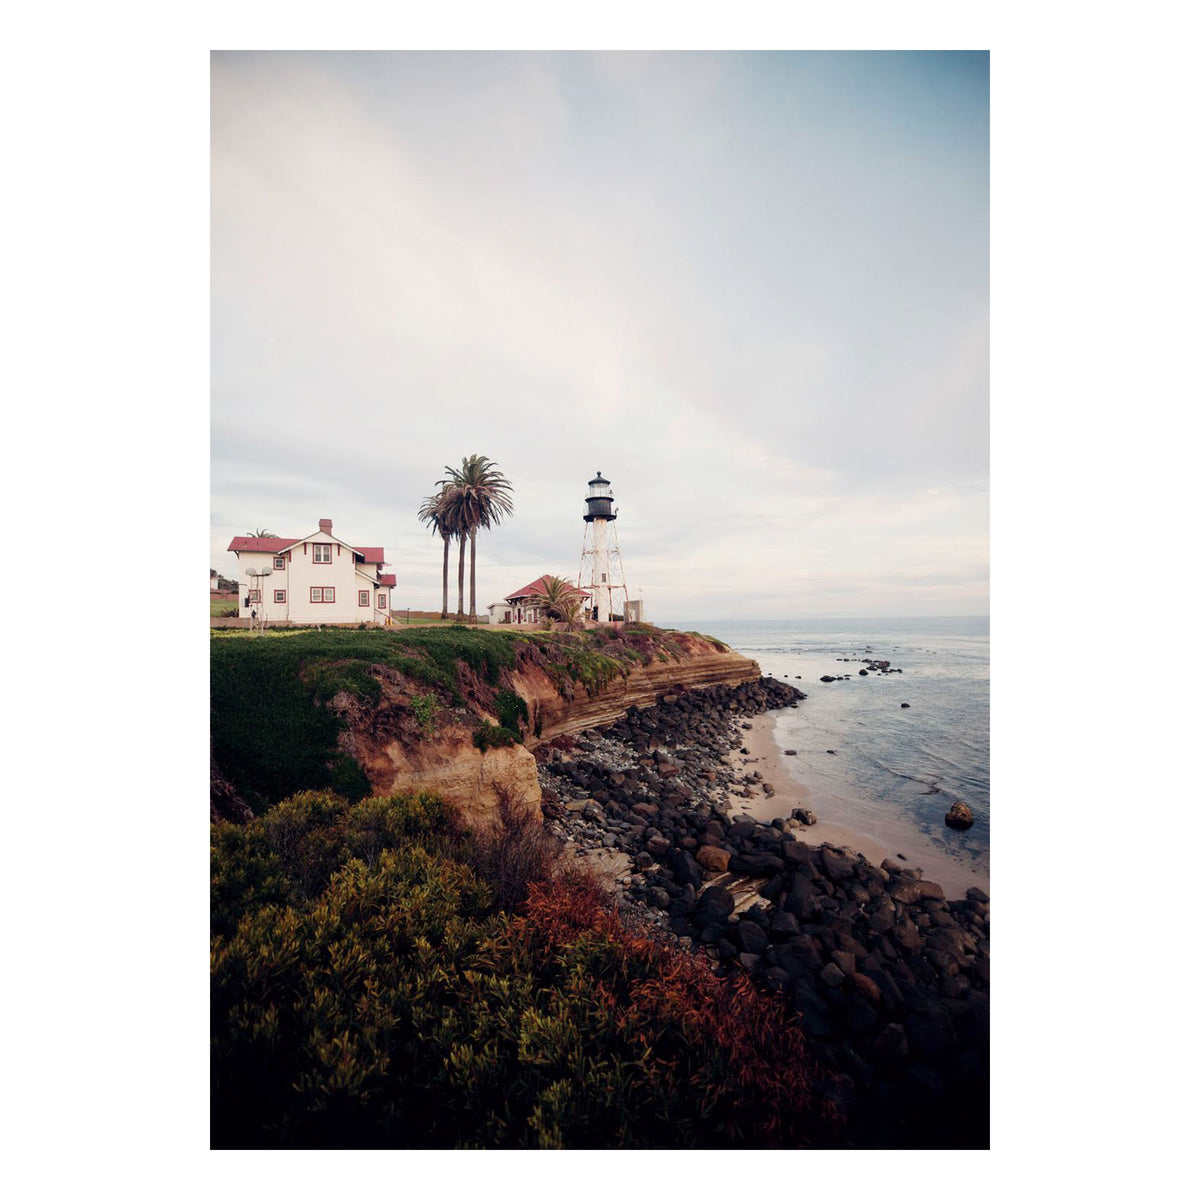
[511,635,761,744]
[332,635,761,831]
[357,721,541,831]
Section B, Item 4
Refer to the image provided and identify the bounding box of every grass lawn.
[211,595,239,618]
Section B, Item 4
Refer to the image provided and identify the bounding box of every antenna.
[245,567,273,635]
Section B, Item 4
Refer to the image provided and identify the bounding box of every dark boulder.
[770,910,801,938]
[820,846,857,883]
[793,989,833,1038]
[733,851,786,875]
[733,920,769,955]
[945,802,974,830]
[819,962,846,989]
[695,844,732,873]
[693,885,735,927]
[667,847,703,890]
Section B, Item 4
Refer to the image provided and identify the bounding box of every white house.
[227,518,395,626]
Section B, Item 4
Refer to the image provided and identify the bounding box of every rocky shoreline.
[535,677,989,1148]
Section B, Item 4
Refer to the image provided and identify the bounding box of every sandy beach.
[725,711,985,900]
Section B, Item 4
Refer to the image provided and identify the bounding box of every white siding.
[235,552,284,619]
[286,540,360,623]
[233,543,386,624]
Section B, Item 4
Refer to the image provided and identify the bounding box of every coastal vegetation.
[210,623,727,813]
[210,623,987,1147]
[537,575,583,628]
[211,789,836,1148]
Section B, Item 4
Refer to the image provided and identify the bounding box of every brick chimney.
[318,518,332,534]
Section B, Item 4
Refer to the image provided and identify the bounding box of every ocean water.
[692,616,990,887]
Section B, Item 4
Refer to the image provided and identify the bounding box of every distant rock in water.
[945,801,974,831]
[901,702,911,708]
[820,675,835,683]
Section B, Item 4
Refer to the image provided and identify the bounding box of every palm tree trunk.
[469,528,477,624]
[441,534,450,619]
[456,536,466,619]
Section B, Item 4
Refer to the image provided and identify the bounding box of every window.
[322,587,334,603]
[377,593,387,609]
[274,590,286,604]
[273,556,286,570]
[313,543,332,564]
[310,587,336,604]
[601,573,607,582]
[247,589,261,603]
[359,590,370,607]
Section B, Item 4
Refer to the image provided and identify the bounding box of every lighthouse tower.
[579,469,629,623]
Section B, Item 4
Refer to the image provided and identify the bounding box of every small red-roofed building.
[226,518,395,625]
[488,575,590,625]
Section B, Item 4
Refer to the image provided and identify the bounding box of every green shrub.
[473,724,519,753]
[211,791,836,1149]
[493,688,528,735]
[410,692,441,738]
[210,642,371,812]
[464,788,560,911]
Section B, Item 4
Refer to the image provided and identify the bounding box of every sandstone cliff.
[211,626,762,831]
[510,634,760,744]
[340,635,760,831]
[355,720,541,831]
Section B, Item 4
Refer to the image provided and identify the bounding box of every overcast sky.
[211,51,988,622]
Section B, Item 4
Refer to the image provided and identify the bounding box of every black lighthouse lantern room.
[583,471,615,522]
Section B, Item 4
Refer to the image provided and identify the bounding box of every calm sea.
[686,616,990,888]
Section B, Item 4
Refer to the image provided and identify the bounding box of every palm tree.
[539,575,577,625]
[559,595,584,631]
[441,455,514,625]
[418,488,457,620]
[434,482,469,620]
[245,528,276,538]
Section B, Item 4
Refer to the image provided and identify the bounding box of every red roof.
[379,574,396,587]
[504,575,590,603]
[227,536,293,553]
[227,536,386,563]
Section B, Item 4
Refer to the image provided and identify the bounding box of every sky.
[211,51,988,623]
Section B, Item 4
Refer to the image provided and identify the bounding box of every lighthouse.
[579,469,630,623]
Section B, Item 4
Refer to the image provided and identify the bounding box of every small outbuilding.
[488,575,590,625]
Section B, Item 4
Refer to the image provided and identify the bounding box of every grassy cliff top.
[211,623,729,813]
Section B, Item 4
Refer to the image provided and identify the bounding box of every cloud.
[211,52,988,621]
